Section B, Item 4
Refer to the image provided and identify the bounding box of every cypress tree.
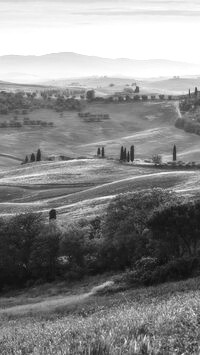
[30,153,36,162]
[120,146,124,161]
[173,144,177,161]
[102,147,105,158]
[24,155,29,164]
[195,87,198,97]
[123,147,127,161]
[36,148,41,161]
[97,147,101,156]
[189,89,191,97]
[127,151,130,162]
[130,145,135,162]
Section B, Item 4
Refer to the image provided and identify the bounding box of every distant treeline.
[0,116,54,129]
[79,112,110,120]
[0,91,82,116]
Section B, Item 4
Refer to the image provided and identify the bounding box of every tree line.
[119,144,177,163]
[120,145,135,162]
[1,188,200,291]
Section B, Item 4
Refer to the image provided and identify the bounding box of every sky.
[0,0,200,63]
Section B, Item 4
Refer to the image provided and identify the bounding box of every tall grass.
[1,278,200,354]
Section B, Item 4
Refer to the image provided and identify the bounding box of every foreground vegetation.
[1,276,200,354]
[1,188,200,292]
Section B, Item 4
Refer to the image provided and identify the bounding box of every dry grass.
[1,277,200,354]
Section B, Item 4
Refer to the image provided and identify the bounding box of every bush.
[148,201,200,261]
[152,154,162,164]
[125,257,200,287]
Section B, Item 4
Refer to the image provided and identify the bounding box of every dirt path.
[0,281,114,317]
[174,101,182,118]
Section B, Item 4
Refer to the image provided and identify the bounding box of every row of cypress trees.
[120,145,135,162]
[24,149,42,164]
[97,147,105,158]
[120,144,177,163]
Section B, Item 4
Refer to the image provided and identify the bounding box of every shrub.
[152,155,162,164]
[125,257,200,287]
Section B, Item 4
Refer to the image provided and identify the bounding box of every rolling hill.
[0,52,200,83]
[0,100,200,220]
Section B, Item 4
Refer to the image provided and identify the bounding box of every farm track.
[0,281,113,317]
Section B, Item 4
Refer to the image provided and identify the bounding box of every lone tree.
[189,89,191,97]
[30,153,36,162]
[36,148,41,162]
[130,145,135,162]
[102,147,105,158]
[120,146,124,161]
[49,209,57,221]
[173,144,177,161]
[127,151,130,162]
[86,90,95,101]
[97,147,101,156]
[195,87,198,97]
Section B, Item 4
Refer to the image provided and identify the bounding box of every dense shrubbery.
[176,96,200,135]
[175,116,200,135]
[1,188,200,291]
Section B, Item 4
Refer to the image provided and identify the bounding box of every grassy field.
[0,100,200,218]
[0,101,200,167]
[1,276,200,354]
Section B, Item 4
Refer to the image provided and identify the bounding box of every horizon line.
[0,51,198,65]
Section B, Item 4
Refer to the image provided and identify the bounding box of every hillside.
[143,77,200,95]
[1,100,200,218]
[1,100,200,166]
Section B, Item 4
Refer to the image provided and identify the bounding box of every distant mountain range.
[0,52,200,83]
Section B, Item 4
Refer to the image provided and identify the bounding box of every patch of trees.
[55,97,82,112]
[120,145,134,162]
[0,90,83,117]
[97,147,105,158]
[3,188,200,291]
[79,112,110,121]
[0,116,54,129]
[175,116,200,136]
[23,149,42,164]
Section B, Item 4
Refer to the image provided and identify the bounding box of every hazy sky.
[1,0,200,63]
